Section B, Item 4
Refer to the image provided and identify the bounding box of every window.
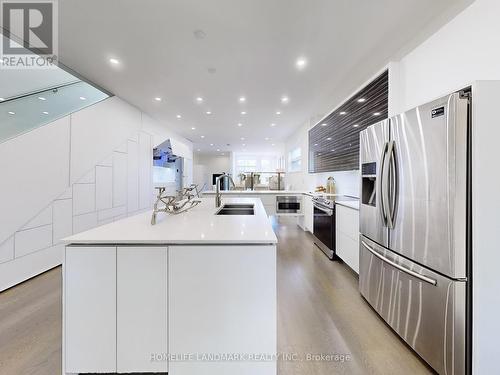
[288,147,302,172]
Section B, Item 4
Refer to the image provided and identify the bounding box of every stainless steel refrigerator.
[359,90,471,375]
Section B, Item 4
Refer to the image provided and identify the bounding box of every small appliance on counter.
[326,177,336,194]
[315,185,326,193]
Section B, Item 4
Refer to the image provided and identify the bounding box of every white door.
[64,246,117,373]
[117,247,168,373]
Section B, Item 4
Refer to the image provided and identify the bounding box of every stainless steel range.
[312,195,357,260]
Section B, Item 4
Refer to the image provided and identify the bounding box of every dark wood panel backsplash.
[309,70,388,173]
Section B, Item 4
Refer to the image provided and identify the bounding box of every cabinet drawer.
[336,231,359,273]
[336,205,359,240]
[359,236,466,375]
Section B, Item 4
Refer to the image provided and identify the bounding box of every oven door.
[313,203,334,255]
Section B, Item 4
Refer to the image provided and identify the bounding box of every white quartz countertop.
[335,200,360,210]
[63,198,277,245]
[202,190,305,195]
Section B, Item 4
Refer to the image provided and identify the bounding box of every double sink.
[216,203,255,215]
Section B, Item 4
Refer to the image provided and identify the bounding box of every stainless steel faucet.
[215,174,235,207]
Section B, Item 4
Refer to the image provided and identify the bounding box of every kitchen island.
[62,197,277,375]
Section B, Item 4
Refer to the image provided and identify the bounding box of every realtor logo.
[0,0,58,68]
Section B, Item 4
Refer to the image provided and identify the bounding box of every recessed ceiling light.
[265,137,270,141]
[176,114,182,119]
[216,149,220,152]
[196,97,203,103]
[296,57,307,70]
[270,123,276,127]
[154,97,162,102]
[79,96,86,100]
[357,98,366,103]
[193,29,207,40]
[240,137,245,140]
[200,135,205,138]
[237,123,243,127]
[38,96,46,101]
[373,112,381,116]
[42,111,49,115]
[281,96,289,104]
[314,143,318,146]
[271,143,275,146]
[331,149,335,152]
[353,124,360,128]
[276,111,281,115]
[241,111,247,115]
[339,111,347,115]
[210,143,214,146]
[221,153,225,156]
[109,58,120,65]
[327,137,332,140]
[242,143,246,147]
[197,149,201,152]
[239,96,246,103]
[191,127,196,130]
[206,111,212,115]
[8,111,15,115]
[321,123,328,126]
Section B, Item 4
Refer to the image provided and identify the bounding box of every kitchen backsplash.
[286,169,360,197]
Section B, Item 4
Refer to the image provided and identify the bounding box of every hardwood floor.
[274,217,433,375]
[0,218,433,375]
[0,266,61,375]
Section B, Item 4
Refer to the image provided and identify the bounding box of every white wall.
[193,153,231,190]
[0,96,192,291]
[395,0,500,112]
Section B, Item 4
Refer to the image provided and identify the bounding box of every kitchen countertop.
[202,190,306,195]
[335,200,360,210]
[63,198,277,245]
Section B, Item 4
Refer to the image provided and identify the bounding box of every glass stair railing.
[0,80,110,144]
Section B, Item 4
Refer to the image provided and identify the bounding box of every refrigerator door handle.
[361,240,437,286]
[378,142,389,225]
[386,140,397,229]
[381,142,392,227]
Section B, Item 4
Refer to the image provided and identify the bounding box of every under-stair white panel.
[70,97,142,183]
[96,166,113,210]
[15,225,53,258]
[0,116,70,245]
[113,152,127,207]
[53,199,73,242]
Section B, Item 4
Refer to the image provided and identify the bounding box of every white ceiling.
[58,0,473,153]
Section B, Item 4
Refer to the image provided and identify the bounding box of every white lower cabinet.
[304,195,313,232]
[169,245,277,375]
[65,246,117,373]
[64,246,168,374]
[335,205,360,273]
[117,246,168,373]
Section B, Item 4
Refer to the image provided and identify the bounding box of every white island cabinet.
[62,197,277,375]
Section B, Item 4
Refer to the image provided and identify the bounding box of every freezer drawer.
[359,235,466,375]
